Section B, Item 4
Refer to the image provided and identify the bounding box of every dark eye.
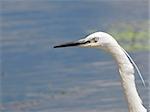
[91,37,98,43]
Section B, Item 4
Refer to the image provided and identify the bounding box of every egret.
[54,32,147,112]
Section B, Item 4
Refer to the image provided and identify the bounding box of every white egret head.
[54,31,146,87]
[54,32,118,49]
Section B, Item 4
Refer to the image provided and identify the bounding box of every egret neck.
[106,44,147,112]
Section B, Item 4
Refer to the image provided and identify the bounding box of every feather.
[122,48,146,87]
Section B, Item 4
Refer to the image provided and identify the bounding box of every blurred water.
[1,1,149,112]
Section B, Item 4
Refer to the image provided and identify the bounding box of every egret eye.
[94,37,99,42]
[90,37,99,43]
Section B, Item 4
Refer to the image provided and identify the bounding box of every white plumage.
[54,32,147,112]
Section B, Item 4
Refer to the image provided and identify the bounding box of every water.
[1,1,149,112]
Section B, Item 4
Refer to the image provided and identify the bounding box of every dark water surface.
[1,1,149,112]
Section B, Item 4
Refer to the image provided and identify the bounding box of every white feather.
[121,48,146,87]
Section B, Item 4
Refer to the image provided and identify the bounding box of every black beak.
[53,40,89,48]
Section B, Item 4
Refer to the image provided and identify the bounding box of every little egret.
[54,32,147,112]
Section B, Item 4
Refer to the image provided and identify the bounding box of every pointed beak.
[53,39,89,48]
